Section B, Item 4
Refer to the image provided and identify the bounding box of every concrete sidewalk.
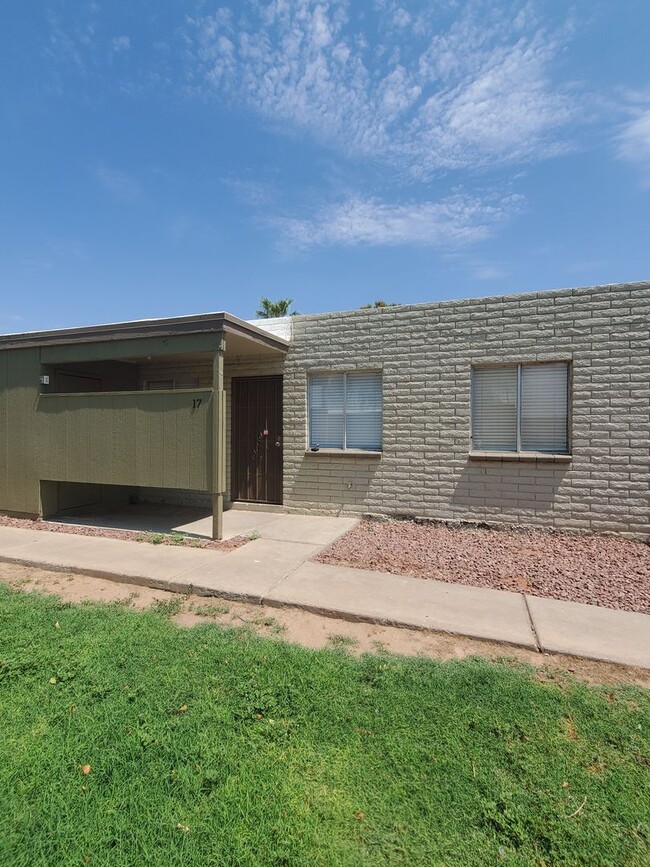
[0,515,648,669]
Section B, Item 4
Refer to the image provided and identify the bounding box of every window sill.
[304,448,382,458]
[469,451,572,463]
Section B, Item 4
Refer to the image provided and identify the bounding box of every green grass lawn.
[1,586,648,866]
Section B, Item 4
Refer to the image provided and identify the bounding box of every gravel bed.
[0,515,247,551]
[316,520,650,614]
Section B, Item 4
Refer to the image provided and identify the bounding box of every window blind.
[520,363,568,452]
[471,367,517,451]
[345,372,382,450]
[309,372,382,450]
[309,374,345,448]
[472,362,569,453]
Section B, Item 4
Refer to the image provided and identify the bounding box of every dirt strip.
[1,562,649,689]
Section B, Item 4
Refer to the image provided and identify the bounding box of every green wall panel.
[0,342,217,516]
[41,333,220,365]
[36,390,213,491]
[0,351,6,510]
[0,348,41,514]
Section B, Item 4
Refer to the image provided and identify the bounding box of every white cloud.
[472,263,508,280]
[94,165,142,202]
[111,35,131,53]
[186,1,579,177]
[267,191,523,251]
[617,107,650,185]
[392,8,411,29]
[46,1,99,69]
[221,177,275,207]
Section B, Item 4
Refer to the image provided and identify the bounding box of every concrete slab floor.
[51,503,290,539]
[50,503,212,537]
[48,503,354,544]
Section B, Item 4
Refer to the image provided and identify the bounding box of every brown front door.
[231,376,283,504]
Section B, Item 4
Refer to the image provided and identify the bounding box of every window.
[309,372,382,451]
[471,362,569,453]
[147,378,199,390]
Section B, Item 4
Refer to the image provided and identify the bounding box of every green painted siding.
[41,333,219,365]
[0,348,41,514]
[0,351,5,508]
[0,331,224,517]
[37,390,213,491]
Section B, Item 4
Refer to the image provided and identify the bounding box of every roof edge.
[0,311,290,352]
[290,280,649,322]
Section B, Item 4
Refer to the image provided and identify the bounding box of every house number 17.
[192,398,202,409]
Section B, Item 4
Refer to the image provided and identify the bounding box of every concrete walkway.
[0,513,648,670]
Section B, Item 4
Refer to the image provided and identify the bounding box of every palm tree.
[359,300,398,309]
[255,297,299,318]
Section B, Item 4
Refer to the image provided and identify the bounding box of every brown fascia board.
[0,311,290,353]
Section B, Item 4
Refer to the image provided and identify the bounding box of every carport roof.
[0,311,290,354]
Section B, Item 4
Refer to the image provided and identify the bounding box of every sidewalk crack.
[261,558,307,604]
[523,594,541,652]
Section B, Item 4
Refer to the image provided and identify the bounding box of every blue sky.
[1,1,648,331]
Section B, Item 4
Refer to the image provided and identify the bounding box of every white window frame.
[471,361,571,454]
[308,370,383,452]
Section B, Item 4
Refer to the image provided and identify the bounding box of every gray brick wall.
[280,282,650,539]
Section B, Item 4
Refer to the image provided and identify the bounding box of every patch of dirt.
[316,520,650,615]
[1,562,648,689]
[1,561,173,609]
[0,515,247,551]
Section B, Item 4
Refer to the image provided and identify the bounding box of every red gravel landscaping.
[316,520,650,615]
[0,515,247,551]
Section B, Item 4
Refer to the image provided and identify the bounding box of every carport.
[0,312,289,539]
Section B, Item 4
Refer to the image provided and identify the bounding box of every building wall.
[138,358,213,390]
[2,284,647,537]
[134,358,214,506]
[0,333,220,518]
[281,282,650,539]
[37,389,213,490]
[0,347,41,515]
[137,353,285,509]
